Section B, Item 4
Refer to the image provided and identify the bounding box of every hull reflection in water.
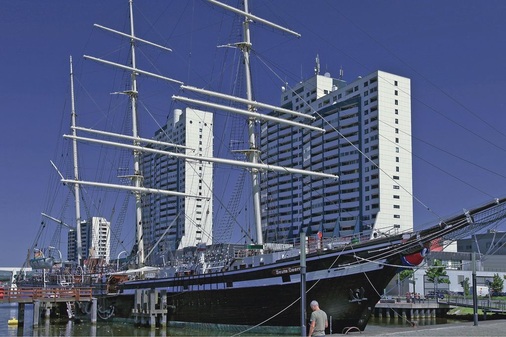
[368,316,460,328]
[1,304,300,337]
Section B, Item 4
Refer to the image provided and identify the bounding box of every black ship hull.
[22,198,505,334]
[110,234,413,333]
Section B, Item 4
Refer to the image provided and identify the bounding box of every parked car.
[426,291,445,299]
[491,291,506,297]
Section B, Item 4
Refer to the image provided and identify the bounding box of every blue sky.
[1,0,505,267]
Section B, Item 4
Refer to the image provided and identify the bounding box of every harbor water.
[0,303,298,336]
[0,302,466,337]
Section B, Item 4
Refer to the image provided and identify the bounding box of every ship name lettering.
[272,266,300,275]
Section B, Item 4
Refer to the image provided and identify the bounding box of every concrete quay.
[329,320,506,336]
[374,300,448,320]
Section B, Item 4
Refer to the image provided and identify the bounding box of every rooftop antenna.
[339,66,344,80]
[315,53,320,75]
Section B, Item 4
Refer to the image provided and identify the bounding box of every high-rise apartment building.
[260,70,413,243]
[67,217,110,262]
[67,229,76,262]
[141,108,213,264]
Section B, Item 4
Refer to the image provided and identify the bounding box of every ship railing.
[295,235,366,254]
[230,235,369,260]
[233,247,263,258]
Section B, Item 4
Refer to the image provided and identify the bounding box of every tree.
[460,277,470,297]
[398,269,415,295]
[425,259,450,293]
[399,269,414,283]
[490,273,504,295]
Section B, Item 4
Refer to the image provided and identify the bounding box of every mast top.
[208,0,301,38]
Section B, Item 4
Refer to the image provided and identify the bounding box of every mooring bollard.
[91,298,97,324]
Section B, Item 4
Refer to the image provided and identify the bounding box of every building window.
[394,214,401,219]
[393,195,400,199]
[395,137,399,143]
[395,90,398,96]
[395,100,398,105]
[395,128,399,134]
[395,109,399,115]
[393,185,400,189]
[396,166,400,172]
[394,205,400,209]
[396,157,400,162]
[395,118,399,124]
[394,80,398,86]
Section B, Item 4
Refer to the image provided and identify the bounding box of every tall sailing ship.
[17,0,506,334]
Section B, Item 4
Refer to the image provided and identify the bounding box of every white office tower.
[80,217,111,262]
[141,108,213,263]
[260,70,413,242]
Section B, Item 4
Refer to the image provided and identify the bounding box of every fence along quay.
[375,295,506,325]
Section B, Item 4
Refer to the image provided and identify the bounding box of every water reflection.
[3,303,461,337]
[90,323,96,337]
[369,315,456,328]
[29,321,172,337]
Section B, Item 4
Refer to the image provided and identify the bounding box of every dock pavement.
[328,320,506,336]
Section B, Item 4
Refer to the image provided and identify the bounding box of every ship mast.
[73,0,182,267]
[208,0,302,245]
[241,0,263,245]
[69,56,83,266]
[126,0,145,266]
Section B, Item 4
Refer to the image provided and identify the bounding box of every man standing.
[308,300,328,336]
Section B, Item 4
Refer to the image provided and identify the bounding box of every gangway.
[0,287,92,304]
[0,287,97,327]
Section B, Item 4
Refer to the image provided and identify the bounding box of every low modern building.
[457,230,506,256]
[390,232,506,297]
